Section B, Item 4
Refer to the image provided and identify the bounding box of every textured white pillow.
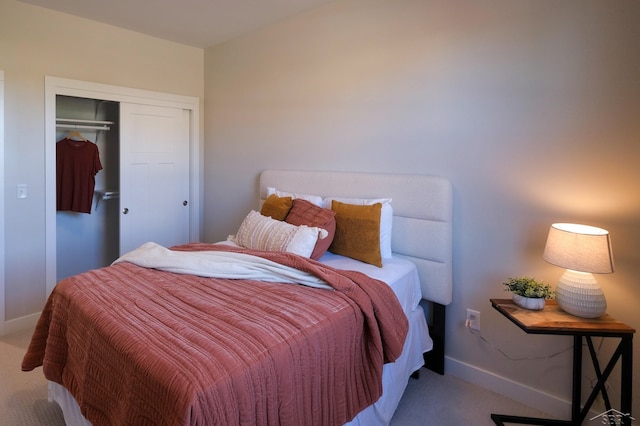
[232,210,328,258]
[323,197,393,259]
[267,187,323,207]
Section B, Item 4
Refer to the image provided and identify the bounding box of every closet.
[46,77,200,295]
[55,96,120,281]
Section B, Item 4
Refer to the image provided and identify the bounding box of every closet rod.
[57,124,111,131]
[56,118,114,125]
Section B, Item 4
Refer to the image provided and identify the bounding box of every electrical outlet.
[466,308,480,331]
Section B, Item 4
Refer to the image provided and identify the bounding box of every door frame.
[45,76,201,296]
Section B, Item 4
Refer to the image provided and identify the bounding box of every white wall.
[204,0,640,416]
[0,70,5,335]
[0,0,204,328]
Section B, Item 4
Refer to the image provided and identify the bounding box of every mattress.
[46,249,431,426]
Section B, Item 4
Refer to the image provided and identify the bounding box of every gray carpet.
[1,328,65,425]
[390,369,554,425]
[2,327,551,425]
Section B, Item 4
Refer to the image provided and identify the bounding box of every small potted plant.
[503,276,554,310]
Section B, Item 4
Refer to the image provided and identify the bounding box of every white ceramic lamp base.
[555,269,606,318]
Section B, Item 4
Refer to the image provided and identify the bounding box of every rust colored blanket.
[22,243,408,426]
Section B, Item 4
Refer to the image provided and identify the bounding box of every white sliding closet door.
[120,103,190,254]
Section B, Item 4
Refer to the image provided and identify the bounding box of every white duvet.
[113,242,332,289]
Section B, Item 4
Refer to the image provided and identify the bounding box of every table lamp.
[542,223,614,318]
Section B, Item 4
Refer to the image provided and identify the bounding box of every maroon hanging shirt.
[56,138,103,214]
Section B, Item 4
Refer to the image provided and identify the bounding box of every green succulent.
[503,276,554,299]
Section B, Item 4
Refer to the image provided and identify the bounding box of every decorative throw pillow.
[323,197,393,259]
[232,210,328,258]
[285,198,336,260]
[260,194,293,221]
[267,186,324,207]
[329,201,382,267]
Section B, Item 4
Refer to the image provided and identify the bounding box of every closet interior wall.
[56,95,120,281]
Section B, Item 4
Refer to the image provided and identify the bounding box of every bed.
[22,170,453,425]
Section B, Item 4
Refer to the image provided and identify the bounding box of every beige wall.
[204,0,640,415]
[0,0,204,321]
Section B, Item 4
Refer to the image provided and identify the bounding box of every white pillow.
[322,197,393,259]
[267,187,323,207]
[231,210,328,258]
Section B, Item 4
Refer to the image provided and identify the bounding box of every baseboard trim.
[2,312,40,336]
[445,356,571,419]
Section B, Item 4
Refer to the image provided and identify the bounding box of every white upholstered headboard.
[259,170,453,306]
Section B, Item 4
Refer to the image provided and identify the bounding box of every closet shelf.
[57,118,114,132]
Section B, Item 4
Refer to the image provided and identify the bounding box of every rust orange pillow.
[329,200,382,267]
[260,194,293,221]
[285,198,336,260]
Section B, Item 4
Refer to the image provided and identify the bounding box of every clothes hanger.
[66,129,88,142]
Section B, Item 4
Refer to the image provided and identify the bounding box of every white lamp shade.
[543,223,613,318]
[543,223,614,274]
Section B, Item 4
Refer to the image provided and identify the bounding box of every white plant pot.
[512,294,546,310]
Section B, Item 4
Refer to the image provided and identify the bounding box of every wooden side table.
[490,298,635,426]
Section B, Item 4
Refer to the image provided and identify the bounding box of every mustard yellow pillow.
[260,194,293,221]
[329,200,382,267]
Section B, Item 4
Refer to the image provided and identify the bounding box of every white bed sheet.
[48,249,432,426]
[318,251,423,316]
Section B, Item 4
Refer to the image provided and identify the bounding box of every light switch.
[17,184,27,199]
